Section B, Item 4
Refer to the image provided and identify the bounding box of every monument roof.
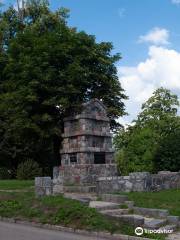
[64,98,109,122]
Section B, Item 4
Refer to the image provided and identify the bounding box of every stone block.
[125,201,134,209]
[100,194,128,203]
[133,207,169,218]
[144,219,167,229]
[35,177,52,197]
[118,214,144,227]
[167,216,179,224]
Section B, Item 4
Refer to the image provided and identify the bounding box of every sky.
[2,0,180,126]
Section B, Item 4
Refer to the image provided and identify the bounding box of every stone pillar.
[35,177,52,197]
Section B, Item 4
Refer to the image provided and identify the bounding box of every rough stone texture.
[144,218,167,229]
[133,207,169,218]
[54,99,117,191]
[167,216,180,224]
[117,215,144,227]
[97,171,180,193]
[100,194,128,203]
[89,201,120,211]
[35,177,52,197]
[55,164,117,185]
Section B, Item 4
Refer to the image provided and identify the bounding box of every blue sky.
[2,0,180,125]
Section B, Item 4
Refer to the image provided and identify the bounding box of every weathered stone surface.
[125,201,134,209]
[144,218,167,229]
[117,214,144,227]
[97,171,180,193]
[35,177,52,197]
[100,209,129,215]
[133,207,169,218]
[55,164,117,186]
[89,201,120,211]
[54,99,118,191]
[167,216,179,224]
[158,224,177,231]
[100,194,128,203]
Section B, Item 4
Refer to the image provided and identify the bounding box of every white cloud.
[138,27,170,45]
[118,45,180,123]
[171,0,180,5]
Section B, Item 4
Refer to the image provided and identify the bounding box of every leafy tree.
[154,117,180,172]
[137,88,179,124]
[114,88,180,174]
[136,88,179,138]
[0,0,127,172]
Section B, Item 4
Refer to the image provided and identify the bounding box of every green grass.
[0,180,34,190]
[116,189,180,216]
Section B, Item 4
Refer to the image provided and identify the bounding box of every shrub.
[17,159,42,180]
[0,167,11,179]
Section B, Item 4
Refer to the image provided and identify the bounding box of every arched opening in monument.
[94,152,105,164]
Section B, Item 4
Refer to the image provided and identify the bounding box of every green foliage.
[114,88,180,174]
[154,124,180,171]
[0,0,127,171]
[16,159,42,180]
[137,87,179,125]
[0,200,21,210]
[0,167,11,179]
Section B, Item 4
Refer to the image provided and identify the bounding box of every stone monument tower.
[53,99,117,192]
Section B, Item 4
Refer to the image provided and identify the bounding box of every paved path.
[0,221,107,240]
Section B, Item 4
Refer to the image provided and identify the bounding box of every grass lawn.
[0,180,34,190]
[0,180,167,239]
[117,189,180,216]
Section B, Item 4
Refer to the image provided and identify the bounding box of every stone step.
[144,218,167,229]
[159,224,177,232]
[63,185,96,193]
[166,231,180,240]
[125,200,134,209]
[167,216,180,224]
[100,194,128,204]
[115,214,145,227]
[100,208,130,216]
[133,207,169,218]
[89,201,120,211]
[101,213,144,227]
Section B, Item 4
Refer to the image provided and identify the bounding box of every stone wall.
[53,164,118,185]
[35,171,180,196]
[97,171,180,193]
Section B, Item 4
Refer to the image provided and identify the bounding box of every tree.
[114,88,180,174]
[136,88,179,132]
[154,117,180,172]
[114,126,157,174]
[0,0,127,173]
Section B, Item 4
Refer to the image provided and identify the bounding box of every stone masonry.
[97,171,180,193]
[35,170,180,196]
[54,99,117,189]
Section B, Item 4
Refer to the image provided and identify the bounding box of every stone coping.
[60,147,114,154]
[0,216,153,240]
[64,114,110,122]
[62,131,112,138]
